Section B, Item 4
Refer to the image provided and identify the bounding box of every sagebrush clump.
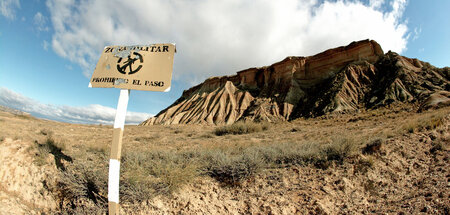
[214,121,269,136]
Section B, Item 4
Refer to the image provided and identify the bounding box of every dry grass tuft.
[354,156,374,174]
[34,135,68,167]
[429,141,444,154]
[40,129,54,136]
[121,150,199,203]
[15,114,35,120]
[56,159,108,214]
[322,137,358,164]
[201,149,263,185]
[1,105,448,212]
[362,138,383,154]
[214,121,269,136]
[401,110,447,133]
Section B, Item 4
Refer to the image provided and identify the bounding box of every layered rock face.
[141,39,449,125]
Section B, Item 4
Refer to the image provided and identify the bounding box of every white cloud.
[369,0,384,9]
[33,12,49,32]
[46,0,409,84]
[0,0,20,20]
[412,26,421,41]
[0,87,153,124]
[42,40,49,50]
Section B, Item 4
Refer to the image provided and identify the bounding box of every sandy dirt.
[0,106,448,214]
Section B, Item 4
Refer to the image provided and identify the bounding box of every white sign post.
[108,89,129,213]
[89,44,176,214]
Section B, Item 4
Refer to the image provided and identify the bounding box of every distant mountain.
[141,39,449,125]
[0,105,31,116]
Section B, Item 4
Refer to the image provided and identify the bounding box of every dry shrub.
[253,142,322,166]
[34,144,50,166]
[15,114,35,120]
[40,129,54,136]
[85,144,108,156]
[48,123,374,207]
[120,150,198,203]
[56,160,108,214]
[201,150,263,185]
[363,179,378,196]
[214,121,269,136]
[33,134,108,213]
[133,135,161,145]
[354,156,374,174]
[430,141,444,154]
[401,110,447,133]
[34,135,70,168]
[321,137,358,163]
[362,138,383,154]
[209,136,360,177]
[199,133,214,139]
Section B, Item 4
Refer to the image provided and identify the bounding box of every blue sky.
[0,0,449,124]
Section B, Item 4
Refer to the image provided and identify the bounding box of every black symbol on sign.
[117,52,143,75]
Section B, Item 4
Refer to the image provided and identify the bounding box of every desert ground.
[0,104,449,214]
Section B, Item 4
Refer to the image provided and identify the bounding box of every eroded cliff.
[141,39,449,125]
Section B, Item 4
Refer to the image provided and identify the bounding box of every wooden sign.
[90,44,176,92]
[89,43,176,214]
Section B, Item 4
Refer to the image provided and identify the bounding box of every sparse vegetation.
[121,150,198,203]
[173,129,183,134]
[363,179,377,196]
[34,140,50,166]
[115,135,361,190]
[34,135,72,170]
[214,121,269,136]
[322,137,358,163]
[86,144,108,155]
[429,141,444,154]
[134,135,160,143]
[1,105,448,213]
[40,128,54,136]
[362,138,384,154]
[401,110,447,133]
[56,160,108,214]
[199,133,214,139]
[354,156,374,174]
[202,149,263,185]
[15,114,34,120]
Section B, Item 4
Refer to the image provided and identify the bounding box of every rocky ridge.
[141,39,449,125]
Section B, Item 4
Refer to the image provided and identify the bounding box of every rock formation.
[141,39,449,125]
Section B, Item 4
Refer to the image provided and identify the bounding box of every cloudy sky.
[0,0,449,124]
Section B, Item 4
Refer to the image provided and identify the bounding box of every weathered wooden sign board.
[89,43,176,215]
[90,43,176,92]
